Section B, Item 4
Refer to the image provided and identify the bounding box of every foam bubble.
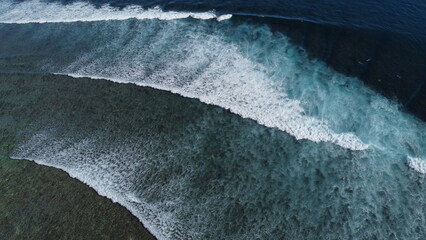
[0,0,232,23]
[407,156,426,174]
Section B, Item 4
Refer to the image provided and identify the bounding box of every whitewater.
[0,0,368,151]
[0,0,232,23]
[1,1,426,239]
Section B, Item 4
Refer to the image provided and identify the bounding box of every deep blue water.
[1,0,426,239]
[45,0,426,35]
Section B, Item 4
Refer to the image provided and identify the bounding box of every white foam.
[0,0,232,23]
[62,70,367,151]
[408,156,426,174]
[216,14,233,21]
[126,192,143,203]
[58,31,368,151]
[10,131,192,240]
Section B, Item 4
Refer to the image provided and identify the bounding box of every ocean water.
[1,0,426,239]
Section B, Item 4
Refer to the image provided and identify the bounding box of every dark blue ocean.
[1,0,426,239]
[104,0,426,37]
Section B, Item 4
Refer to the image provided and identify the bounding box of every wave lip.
[0,0,232,24]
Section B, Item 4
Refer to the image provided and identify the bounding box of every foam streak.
[0,0,232,23]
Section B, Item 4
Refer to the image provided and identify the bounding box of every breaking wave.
[0,0,232,23]
[1,1,426,239]
[0,2,371,150]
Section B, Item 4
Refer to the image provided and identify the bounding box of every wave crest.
[0,0,232,23]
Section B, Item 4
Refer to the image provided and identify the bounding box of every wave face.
[1,1,426,239]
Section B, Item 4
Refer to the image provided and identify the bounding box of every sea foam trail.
[0,0,232,23]
[62,71,368,151]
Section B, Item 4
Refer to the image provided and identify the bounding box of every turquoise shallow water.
[1,2,426,239]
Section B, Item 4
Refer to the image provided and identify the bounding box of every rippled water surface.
[1,0,426,239]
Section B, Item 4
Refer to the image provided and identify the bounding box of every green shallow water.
[0,74,157,240]
[0,154,156,240]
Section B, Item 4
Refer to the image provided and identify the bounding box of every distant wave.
[0,0,232,23]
